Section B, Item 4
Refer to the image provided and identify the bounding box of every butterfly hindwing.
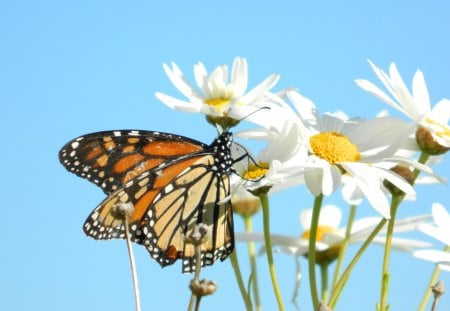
[82,152,209,242]
[144,154,234,272]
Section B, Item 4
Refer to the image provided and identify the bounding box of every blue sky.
[2,1,450,310]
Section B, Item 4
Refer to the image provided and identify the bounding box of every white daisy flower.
[236,205,431,305]
[236,205,431,257]
[355,60,450,151]
[234,121,307,193]
[155,57,280,128]
[286,90,434,218]
[413,203,450,271]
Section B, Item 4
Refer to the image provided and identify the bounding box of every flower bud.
[189,279,217,297]
[185,223,209,246]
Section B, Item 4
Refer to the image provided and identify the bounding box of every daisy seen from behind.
[356,60,450,154]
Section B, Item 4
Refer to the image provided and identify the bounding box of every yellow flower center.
[242,162,269,180]
[424,118,450,139]
[302,225,341,264]
[301,225,336,241]
[310,132,360,164]
[205,98,231,113]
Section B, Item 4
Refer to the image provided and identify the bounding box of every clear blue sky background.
[2,1,450,310]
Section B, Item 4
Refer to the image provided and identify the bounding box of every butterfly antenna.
[238,106,271,123]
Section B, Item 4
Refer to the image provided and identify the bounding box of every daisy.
[155,57,280,129]
[234,120,307,194]
[286,90,433,218]
[355,60,450,153]
[236,205,431,305]
[413,203,450,271]
[237,205,431,258]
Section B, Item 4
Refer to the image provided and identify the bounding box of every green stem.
[229,250,253,311]
[332,204,357,288]
[187,244,203,311]
[308,194,324,310]
[260,192,285,311]
[328,218,388,309]
[413,152,431,179]
[244,215,262,311]
[380,150,431,311]
[417,245,450,311]
[378,195,401,311]
[320,263,329,302]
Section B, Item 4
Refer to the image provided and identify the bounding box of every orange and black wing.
[59,130,207,194]
[84,132,236,272]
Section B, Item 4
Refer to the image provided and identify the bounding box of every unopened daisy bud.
[189,279,217,297]
[383,165,414,195]
[318,302,333,311]
[231,189,260,217]
[185,223,209,246]
[416,126,450,155]
[110,202,134,221]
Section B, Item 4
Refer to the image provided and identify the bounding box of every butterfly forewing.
[59,130,207,194]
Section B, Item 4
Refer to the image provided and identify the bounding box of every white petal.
[342,163,391,218]
[432,203,450,231]
[413,249,450,264]
[305,167,325,196]
[154,92,202,112]
[341,175,364,205]
[418,224,450,246]
[388,63,421,120]
[241,73,280,104]
[412,69,431,115]
[391,214,431,233]
[429,99,450,125]
[194,61,208,93]
[300,205,342,231]
[231,57,248,95]
[163,62,202,99]
[376,166,416,197]
[371,237,431,251]
[287,90,322,131]
[355,79,405,115]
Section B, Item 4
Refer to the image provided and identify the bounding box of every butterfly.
[59,129,254,272]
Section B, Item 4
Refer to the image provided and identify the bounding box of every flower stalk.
[308,194,324,310]
[244,215,262,311]
[260,192,285,311]
[229,250,253,311]
[331,204,357,288]
[328,218,388,309]
[124,218,142,311]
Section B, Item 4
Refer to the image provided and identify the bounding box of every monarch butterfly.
[59,129,253,272]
